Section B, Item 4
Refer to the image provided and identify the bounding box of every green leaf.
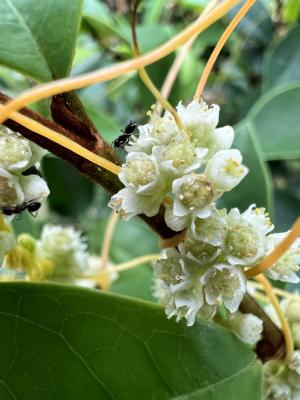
[221,122,273,212]
[82,0,126,40]
[42,156,94,217]
[248,83,300,160]
[262,26,300,90]
[0,0,83,81]
[0,282,261,399]
[274,188,300,232]
[283,0,300,22]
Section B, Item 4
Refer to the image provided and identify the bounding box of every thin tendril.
[250,281,298,299]
[246,217,300,278]
[131,0,184,129]
[87,254,161,281]
[156,0,220,114]
[195,0,256,98]
[0,105,120,175]
[256,274,294,364]
[100,211,119,271]
[97,211,119,290]
[0,0,242,124]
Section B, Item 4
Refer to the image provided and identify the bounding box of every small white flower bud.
[201,264,247,313]
[205,149,248,192]
[0,127,32,172]
[20,175,50,203]
[265,234,300,283]
[224,206,268,266]
[179,235,220,265]
[227,312,263,345]
[37,225,88,279]
[289,351,300,375]
[0,229,14,265]
[190,209,227,246]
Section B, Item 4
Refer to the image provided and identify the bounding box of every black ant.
[2,201,41,216]
[113,120,138,148]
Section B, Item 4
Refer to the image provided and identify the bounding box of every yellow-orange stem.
[195,0,256,98]
[0,105,120,175]
[246,217,300,278]
[0,0,242,124]
[156,0,219,114]
[256,274,294,364]
[131,0,184,129]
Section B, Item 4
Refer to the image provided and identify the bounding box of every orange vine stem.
[0,0,242,124]
[255,274,294,364]
[246,217,300,278]
[0,104,120,175]
[156,0,219,114]
[194,0,256,98]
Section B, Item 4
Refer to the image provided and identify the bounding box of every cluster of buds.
[109,100,247,222]
[0,126,49,218]
[1,224,118,286]
[263,297,300,399]
[109,100,300,327]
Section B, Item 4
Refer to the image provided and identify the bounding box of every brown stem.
[239,293,286,362]
[0,91,174,238]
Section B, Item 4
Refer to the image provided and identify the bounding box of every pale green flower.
[205,149,248,192]
[200,264,247,313]
[265,233,300,283]
[0,127,32,172]
[37,225,89,280]
[190,208,227,246]
[227,311,263,345]
[20,174,50,204]
[224,205,271,266]
[164,173,216,231]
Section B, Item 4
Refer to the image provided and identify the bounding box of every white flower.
[0,229,14,265]
[109,186,165,220]
[165,283,204,326]
[190,208,227,246]
[265,233,300,283]
[128,111,181,152]
[0,168,24,209]
[153,138,207,177]
[206,126,234,158]
[37,225,88,279]
[154,248,187,289]
[119,152,165,195]
[0,127,32,172]
[177,100,219,146]
[289,351,300,375]
[267,380,292,400]
[224,205,270,266]
[20,174,50,204]
[205,149,248,192]
[109,152,167,220]
[201,264,247,313]
[178,235,221,266]
[227,311,263,345]
[164,173,215,231]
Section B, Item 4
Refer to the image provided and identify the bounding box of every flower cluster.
[108,100,300,327]
[109,100,247,225]
[1,223,118,286]
[263,297,300,399]
[154,204,300,326]
[0,126,49,218]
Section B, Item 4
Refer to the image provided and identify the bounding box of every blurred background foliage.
[0,0,300,299]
